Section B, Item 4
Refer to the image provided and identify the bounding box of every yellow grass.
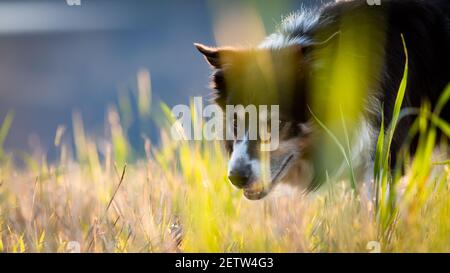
[0,112,448,252]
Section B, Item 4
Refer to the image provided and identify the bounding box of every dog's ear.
[302,31,341,55]
[194,43,236,69]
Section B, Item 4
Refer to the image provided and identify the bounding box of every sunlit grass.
[0,82,448,252]
[0,6,449,252]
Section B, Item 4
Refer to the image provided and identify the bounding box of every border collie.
[195,0,450,200]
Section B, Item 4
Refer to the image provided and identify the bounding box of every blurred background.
[0,0,330,161]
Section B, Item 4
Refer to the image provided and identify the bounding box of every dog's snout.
[228,173,250,188]
[228,167,252,188]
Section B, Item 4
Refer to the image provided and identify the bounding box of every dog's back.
[337,0,450,160]
[381,0,450,158]
[277,0,450,165]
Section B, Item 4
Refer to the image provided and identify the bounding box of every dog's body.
[196,0,450,200]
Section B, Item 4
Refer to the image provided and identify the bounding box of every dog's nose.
[228,169,251,188]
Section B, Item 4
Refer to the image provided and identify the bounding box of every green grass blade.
[0,111,14,159]
[435,83,450,115]
[339,107,356,190]
[382,34,408,171]
[308,106,356,190]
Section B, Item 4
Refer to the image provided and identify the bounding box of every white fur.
[227,139,249,175]
[228,134,261,179]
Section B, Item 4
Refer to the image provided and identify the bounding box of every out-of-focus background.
[0,0,329,160]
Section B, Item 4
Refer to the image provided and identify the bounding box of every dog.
[195,0,450,200]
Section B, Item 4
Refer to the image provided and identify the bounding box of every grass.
[1,101,448,253]
[0,43,449,253]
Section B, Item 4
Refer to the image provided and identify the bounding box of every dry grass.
[0,120,448,252]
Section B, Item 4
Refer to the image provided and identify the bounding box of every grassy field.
[0,45,449,253]
[0,100,449,253]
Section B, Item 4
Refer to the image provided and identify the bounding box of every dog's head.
[195,43,320,200]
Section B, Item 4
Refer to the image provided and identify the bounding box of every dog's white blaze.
[227,135,250,175]
[228,133,262,180]
[250,159,261,180]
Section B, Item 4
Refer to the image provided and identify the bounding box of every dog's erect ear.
[302,31,341,55]
[194,43,235,69]
[195,43,220,67]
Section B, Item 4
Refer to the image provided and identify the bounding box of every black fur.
[199,0,450,190]
[276,0,449,187]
